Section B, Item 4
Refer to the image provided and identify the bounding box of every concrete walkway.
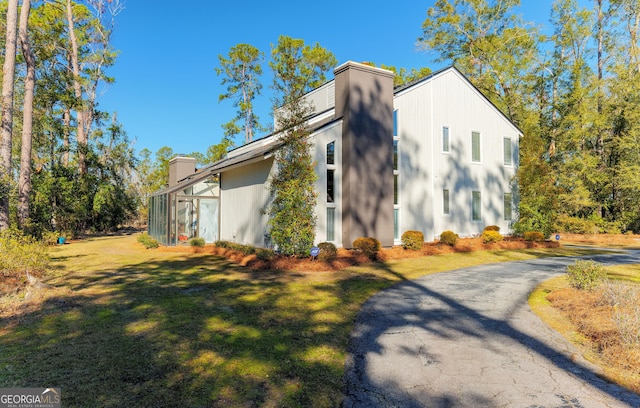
[344,250,640,408]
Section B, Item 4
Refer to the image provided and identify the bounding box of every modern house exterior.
[149,61,520,248]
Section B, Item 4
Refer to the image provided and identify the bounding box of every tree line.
[0,0,137,237]
[2,0,638,242]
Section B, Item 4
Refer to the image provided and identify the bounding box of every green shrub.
[189,237,205,247]
[524,231,545,242]
[137,233,159,249]
[256,248,275,261]
[566,260,607,291]
[214,240,257,255]
[484,225,500,232]
[481,230,503,243]
[318,242,338,261]
[401,230,424,250]
[0,228,49,279]
[353,237,381,260]
[439,230,459,246]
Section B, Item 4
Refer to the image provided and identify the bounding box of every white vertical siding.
[394,68,520,241]
[219,158,273,247]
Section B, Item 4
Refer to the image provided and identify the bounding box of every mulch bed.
[158,237,560,272]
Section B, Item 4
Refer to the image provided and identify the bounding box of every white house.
[148,61,520,248]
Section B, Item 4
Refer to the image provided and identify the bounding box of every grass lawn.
[0,234,596,407]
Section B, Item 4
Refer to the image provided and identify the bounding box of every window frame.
[472,190,482,221]
[443,188,450,215]
[442,126,450,153]
[503,192,513,221]
[471,131,481,163]
[503,137,512,166]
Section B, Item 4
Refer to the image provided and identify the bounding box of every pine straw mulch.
[547,287,640,393]
[158,237,560,272]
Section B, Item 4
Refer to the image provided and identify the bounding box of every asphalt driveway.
[344,250,640,408]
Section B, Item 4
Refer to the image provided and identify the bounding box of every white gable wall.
[395,68,520,241]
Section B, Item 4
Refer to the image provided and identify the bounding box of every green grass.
[0,234,597,407]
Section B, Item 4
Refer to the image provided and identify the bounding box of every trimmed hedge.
[439,230,459,246]
[353,237,381,260]
[524,231,545,242]
[318,242,338,261]
[401,230,424,251]
[481,230,503,243]
[484,225,500,232]
[190,237,205,247]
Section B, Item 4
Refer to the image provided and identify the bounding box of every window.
[327,169,334,203]
[442,126,450,153]
[326,207,335,241]
[394,175,398,205]
[443,189,450,215]
[393,140,398,170]
[327,141,335,165]
[504,193,512,221]
[472,131,481,162]
[472,191,481,221]
[393,110,398,137]
[503,137,512,166]
[394,209,399,240]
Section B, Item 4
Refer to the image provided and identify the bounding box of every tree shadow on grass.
[0,253,381,407]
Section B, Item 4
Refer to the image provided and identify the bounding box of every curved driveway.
[344,250,640,407]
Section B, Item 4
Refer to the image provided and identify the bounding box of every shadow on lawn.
[0,254,392,407]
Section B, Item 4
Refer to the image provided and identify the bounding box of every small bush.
[439,230,459,246]
[256,248,275,261]
[353,237,381,260]
[484,225,500,232]
[214,240,256,255]
[481,230,503,243]
[566,260,607,291]
[317,242,338,261]
[524,231,545,242]
[190,237,205,247]
[137,233,159,249]
[401,230,424,251]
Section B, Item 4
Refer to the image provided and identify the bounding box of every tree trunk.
[65,0,87,175]
[0,0,19,231]
[63,108,71,166]
[18,0,35,228]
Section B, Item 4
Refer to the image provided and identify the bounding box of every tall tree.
[216,44,264,145]
[267,36,336,255]
[0,0,19,230]
[419,0,540,123]
[18,0,35,228]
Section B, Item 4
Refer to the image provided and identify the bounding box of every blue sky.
[97,0,567,158]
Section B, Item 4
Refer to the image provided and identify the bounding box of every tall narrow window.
[327,141,335,165]
[443,189,450,215]
[327,169,334,203]
[472,131,481,162]
[326,207,335,241]
[393,109,398,137]
[472,191,481,221]
[442,126,450,152]
[394,175,399,205]
[394,209,399,240]
[503,137,512,166]
[393,140,398,170]
[504,193,513,221]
